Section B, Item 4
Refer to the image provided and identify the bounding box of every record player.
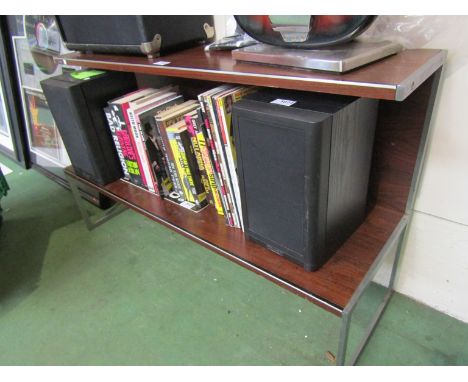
[232,15,402,72]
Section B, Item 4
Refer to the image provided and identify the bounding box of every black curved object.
[235,15,377,49]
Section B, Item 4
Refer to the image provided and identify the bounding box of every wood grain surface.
[57,47,445,101]
[368,70,442,214]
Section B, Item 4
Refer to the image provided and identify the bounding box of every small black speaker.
[41,70,137,185]
[233,89,379,271]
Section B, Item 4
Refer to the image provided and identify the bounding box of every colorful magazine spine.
[108,102,145,188]
[207,93,238,227]
[216,94,244,230]
[176,129,207,207]
[198,95,233,225]
[143,115,174,196]
[191,111,224,216]
[127,107,158,194]
[140,114,173,196]
[166,127,194,203]
[155,118,186,200]
[103,105,130,180]
[184,114,212,203]
[139,96,184,197]
[123,101,149,188]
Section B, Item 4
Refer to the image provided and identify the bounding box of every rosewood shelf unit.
[58,46,446,365]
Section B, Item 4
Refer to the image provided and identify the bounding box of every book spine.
[196,107,226,216]
[143,116,173,196]
[109,103,145,187]
[124,102,149,188]
[217,96,244,230]
[177,129,207,207]
[191,111,224,216]
[138,116,162,196]
[198,95,232,225]
[104,106,129,180]
[167,129,194,202]
[155,118,185,200]
[146,96,184,196]
[128,107,158,195]
[207,94,238,227]
[184,114,212,204]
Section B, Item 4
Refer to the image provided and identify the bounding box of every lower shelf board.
[66,167,404,316]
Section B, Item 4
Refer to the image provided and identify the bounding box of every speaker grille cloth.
[238,117,305,254]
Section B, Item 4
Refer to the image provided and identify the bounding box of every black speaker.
[41,70,137,185]
[56,16,214,57]
[233,89,379,271]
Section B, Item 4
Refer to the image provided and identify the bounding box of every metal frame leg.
[66,174,126,231]
[335,70,443,365]
[336,216,409,365]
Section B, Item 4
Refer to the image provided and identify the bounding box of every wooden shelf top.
[66,167,404,316]
[57,46,445,101]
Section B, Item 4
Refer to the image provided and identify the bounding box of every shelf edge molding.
[56,47,446,101]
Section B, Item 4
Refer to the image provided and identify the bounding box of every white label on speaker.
[153,61,171,66]
[270,98,297,106]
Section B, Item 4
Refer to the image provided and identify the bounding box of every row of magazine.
[103,84,255,229]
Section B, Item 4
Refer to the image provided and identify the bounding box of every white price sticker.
[180,201,195,209]
[153,61,171,66]
[270,98,297,107]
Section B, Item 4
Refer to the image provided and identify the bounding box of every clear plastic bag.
[204,33,257,51]
[207,15,258,51]
[359,15,459,48]
[359,16,468,78]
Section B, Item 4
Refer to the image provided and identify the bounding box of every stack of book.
[103,84,255,227]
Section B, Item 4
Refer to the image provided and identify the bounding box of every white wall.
[212,16,468,323]
[213,15,228,40]
[394,16,468,323]
[397,212,468,321]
